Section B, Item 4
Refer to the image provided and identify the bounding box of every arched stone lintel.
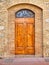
[7,3,43,10]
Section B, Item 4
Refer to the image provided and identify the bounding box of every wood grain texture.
[15,18,35,55]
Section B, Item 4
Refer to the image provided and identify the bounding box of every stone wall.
[0,0,49,57]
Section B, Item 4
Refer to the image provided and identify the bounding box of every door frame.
[8,3,43,57]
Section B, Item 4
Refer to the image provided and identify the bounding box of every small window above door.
[15,9,35,18]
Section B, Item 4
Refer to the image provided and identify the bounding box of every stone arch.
[8,3,43,57]
[7,3,43,10]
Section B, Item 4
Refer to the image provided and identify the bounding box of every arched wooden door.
[15,9,35,55]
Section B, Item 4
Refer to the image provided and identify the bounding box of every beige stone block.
[0,0,49,57]
[44,0,49,2]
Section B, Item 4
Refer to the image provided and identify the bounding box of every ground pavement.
[0,57,49,65]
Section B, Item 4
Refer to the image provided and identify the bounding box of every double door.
[15,18,35,55]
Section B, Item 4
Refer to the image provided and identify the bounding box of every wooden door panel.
[15,18,35,55]
[15,18,34,23]
[27,35,33,47]
[27,24,34,34]
[24,47,35,54]
[26,47,35,54]
[16,35,24,47]
[17,24,24,35]
[16,47,24,54]
[27,24,35,47]
[16,24,24,47]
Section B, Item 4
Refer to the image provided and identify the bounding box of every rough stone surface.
[0,0,49,57]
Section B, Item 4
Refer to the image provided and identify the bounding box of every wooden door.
[15,18,35,55]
